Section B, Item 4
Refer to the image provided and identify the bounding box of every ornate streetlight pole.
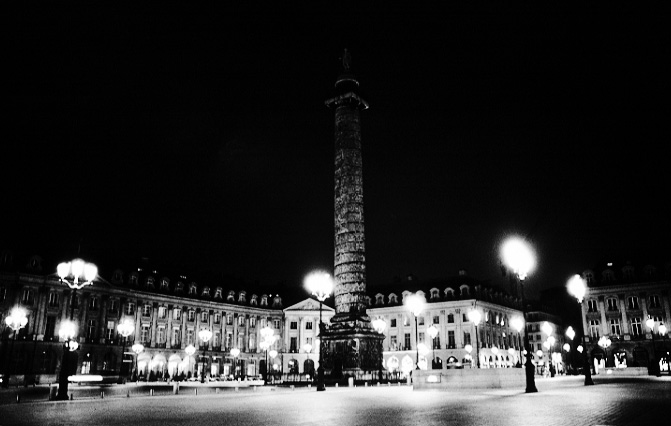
[510,317,524,367]
[268,349,278,383]
[468,310,482,368]
[230,347,240,380]
[658,324,669,375]
[427,325,439,369]
[198,329,212,382]
[404,293,426,371]
[55,258,97,400]
[304,271,333,392]
[645,316,660,376]
[259,325,275,385]
[131,343,144,381]
[501,236,538,393]
[565,326,576,373]
[116,319,134,383]
[567,274,594,385]
[2,307,28,388]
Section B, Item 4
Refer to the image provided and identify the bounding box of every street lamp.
[464,344,473,368]
[566,274,594,385]
[2,307,28,388]
[56,258,97,400]
[645,316,660,376]
[501,236,537,393]
[304,270,333,392]
[131,343,144,380]
[116,319,134,383]
[597,336,611,372]
[565,326,575,373]
[372,318,386,380]
[427,325,439,369]
[659,324,669,375]
[259,325,275,384]
[230,347,240,380]
[198,329,212,382]
[510,317,524,367]
[268,349,278,382]
[404,293,426,370]
[467,310,482,368]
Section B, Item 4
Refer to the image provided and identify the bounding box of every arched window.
[375,294,385,305]
[460,285,470,297]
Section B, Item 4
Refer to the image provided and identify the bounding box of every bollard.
[101,391,104,399]
[16,394,21,404]
[216,388,219,394]
[365,382,368,387]
[150,389,154,396]
[195,388,198,395]
[253,386,257,392]
[377,382,380,387]
[127,390,130,398]
[70,393,73,400]
[335,383,339,388]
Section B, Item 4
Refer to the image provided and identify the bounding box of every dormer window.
[444,288,455,299]
[389,293,398,304]
[28,255,43,272]
[261,295,269,306]
[146,277,155,288]
[602,269,615,282]
[112,270,123,284]
[622,265,635,281]
[214,287,223,299]
[627,296,640,310]
[430,288,440,300]
[175,282,184,293]
[189,284,197,295]
[643,265,656,278]
[227,291,235,302]
[250,295,258,306]
[272,295,282,308]
[375,294,384,305]
[202,287,211,297]
[160,278,169,291]
[583,271,595,285]
[460,285,470,297]
[238,291,247,303]
[129,274,139,285]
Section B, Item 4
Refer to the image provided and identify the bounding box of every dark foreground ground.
[0,375,669,426]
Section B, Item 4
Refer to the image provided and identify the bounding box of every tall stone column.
[322,49,383,377]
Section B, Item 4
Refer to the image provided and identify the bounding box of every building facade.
[580,262,671,374]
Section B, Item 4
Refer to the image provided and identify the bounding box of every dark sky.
[4,4,670,300]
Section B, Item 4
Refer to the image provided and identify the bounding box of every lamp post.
[131,343,144,381]
[511,317,524,367]
[372,318,386,380]
[427,325,439,369]
[567,274,594,385]
[464,344,473,368]
[259,325,275,384]
[56,258,97,400]
[230,347,240,380]
[645,316,660,376]
[597,336,611,373]
[565,326,576,373]
[404,293,426,370]
[268,349,278,383]
[501,236,538,393]
[183,344,196,380]
[2,307,28,388]
[658,324,669,375]
[116,319,134,383]
[468,310,482,368]
[198,329,212,382]
[304,271,333,392]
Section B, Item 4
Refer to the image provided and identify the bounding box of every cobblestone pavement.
[0,376,669,426]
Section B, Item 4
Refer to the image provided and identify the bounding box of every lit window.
[627,296,640,310]
[630,317,642,336]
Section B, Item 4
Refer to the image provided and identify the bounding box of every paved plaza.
[0,376,669,426]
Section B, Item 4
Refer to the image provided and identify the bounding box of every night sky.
[4,4,670,300]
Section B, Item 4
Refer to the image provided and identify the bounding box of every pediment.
[284,298,335,312]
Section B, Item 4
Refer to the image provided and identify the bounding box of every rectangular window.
[88,296,98,310]
[106,321,115,339]
[158,306,167,319]
[250,317,256,328]
[108,299,118,313]
[404,333,411,350]
[390,335,398,350]
[432,316,440,324]
[606,298,618,311]
[463,332,471,347]
[419,332,425,344]
[273,319,281,329]
[448,330,455,349]
[226,333,232,349]
[418,317,425,326]
[142,304,151,317]
[201,311,208,322]
[22,289,34,305]
[126,302,135,316]
[290,337,298,352]
[587,300,598,312]
[48,292,59,307]
[227,315,233,325]
[142,325,150,343]
[306,321,313,330]
[627,297,640,310]
[589,320,600,339]
[290,321,298,330]
[630,317,642,336]
[433,335,441,349]
[390,318,397,328]
[213,332,220,348]
[45,316,57,339]
[649,295,661,309]
[172,328,181,347]
[157,326,166,344]
[214,313,221,324]
[87,320,96,340]
[463,313,468,323]
[173,308,182,320]
[238,315,245,326]
[447,314,454,323]
[188,310,195,322]
[610,318,621,336]
[186,329,194,346]
[403,316,409,326]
